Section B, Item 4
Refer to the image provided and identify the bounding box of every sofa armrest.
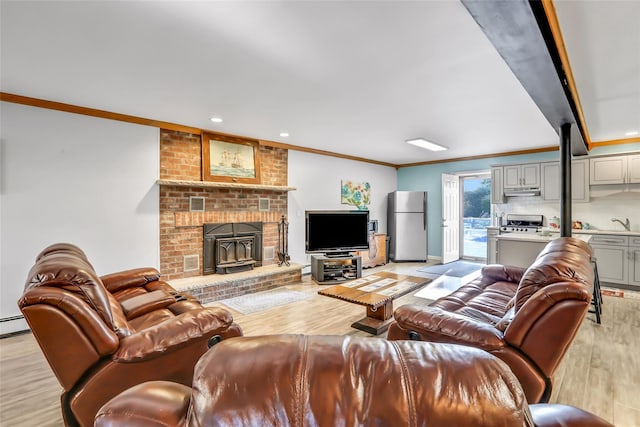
[95,381,191,427]
[120,289,176,319]
[505,282,591,348]
[480,264,526,284]
[393,305,506,351]
[113,308,234,362]
[100,267,162,293]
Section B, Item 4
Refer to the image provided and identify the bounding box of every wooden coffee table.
[318,271,431,335]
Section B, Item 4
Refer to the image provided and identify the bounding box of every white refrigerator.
[387,191,428,262]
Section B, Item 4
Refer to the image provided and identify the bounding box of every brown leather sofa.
[387,237,594,403]
[18,243,243,427]
[94,335,612,427]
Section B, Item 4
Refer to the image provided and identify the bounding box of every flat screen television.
[305,210,369,255]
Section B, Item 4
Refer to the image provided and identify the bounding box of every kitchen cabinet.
[630,155,640,183]
[590,234,629,285]
[590,154,640,185]
[491,167,505,204]
[630,236,640,288]
[540,159,590,202]
[486,227,499,264]
[503,163,540,189]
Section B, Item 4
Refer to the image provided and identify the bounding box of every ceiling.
[553,0,639,144]
[1,1,638,166]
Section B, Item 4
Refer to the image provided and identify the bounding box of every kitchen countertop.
[496,233,593,243]
[563,229,640,237]
[488,225,639,237]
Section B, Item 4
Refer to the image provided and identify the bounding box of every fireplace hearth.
[204,222,263,275]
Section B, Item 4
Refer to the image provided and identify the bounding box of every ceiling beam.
[461,0,588,156]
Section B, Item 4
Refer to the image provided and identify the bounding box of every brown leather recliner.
[18,243,243,427]
[388,237,594,403]
[94,335,612,427]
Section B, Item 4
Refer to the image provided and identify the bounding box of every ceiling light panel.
[405,138,448,151]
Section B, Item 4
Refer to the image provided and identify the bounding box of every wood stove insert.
[203,222,263,275]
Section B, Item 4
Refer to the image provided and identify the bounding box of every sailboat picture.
[208,139,257,179]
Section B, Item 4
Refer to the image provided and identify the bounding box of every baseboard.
[0,316,29,337]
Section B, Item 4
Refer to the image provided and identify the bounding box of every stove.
[500,214,543,234]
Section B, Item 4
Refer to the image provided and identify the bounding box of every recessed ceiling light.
[405,138,448,151]
[279,132,290,137]
[625,130,638,136]
[210,117,223,123]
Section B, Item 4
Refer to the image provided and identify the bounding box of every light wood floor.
[1,262,639,426]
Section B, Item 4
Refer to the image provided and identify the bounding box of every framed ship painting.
[202,132,261,184]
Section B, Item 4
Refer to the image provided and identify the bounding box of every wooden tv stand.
[310,254,362,284]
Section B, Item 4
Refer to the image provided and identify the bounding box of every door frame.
[460,171,492,261]
[441,170,492,263]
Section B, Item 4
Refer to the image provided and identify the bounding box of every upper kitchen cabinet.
[630,154,640,183]
[541,159,590,202]
[590,153,640,185]
[491,166,505,204]
[503,163,540,189]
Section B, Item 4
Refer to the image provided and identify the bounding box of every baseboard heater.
[0,315,25,323]
[0,315,29,339]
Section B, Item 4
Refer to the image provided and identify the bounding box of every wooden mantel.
[157,179,296,192]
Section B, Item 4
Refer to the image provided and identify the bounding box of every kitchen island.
[496,230,640,289]
[496,233,592,269]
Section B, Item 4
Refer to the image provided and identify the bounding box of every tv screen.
[305,210,369,254]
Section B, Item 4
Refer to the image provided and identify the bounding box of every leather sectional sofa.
[18,243,242,427]
[95,334,612,427]
[387,237,594,403]
[20,239,605,426]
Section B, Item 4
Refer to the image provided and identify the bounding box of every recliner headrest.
[515,238,593,312]
[188,335,533,426]
[24,252,114,329]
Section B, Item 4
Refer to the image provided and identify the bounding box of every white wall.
[0,102,160,334]
[287,150,397,270]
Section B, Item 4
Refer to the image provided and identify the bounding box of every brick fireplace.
[159,129,291,281]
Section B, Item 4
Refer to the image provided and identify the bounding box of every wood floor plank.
[0,333,63,426]
[583,367,615,422]
[613,402,640,427]
[2,263,638,426]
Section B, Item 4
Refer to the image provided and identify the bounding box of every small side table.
[355,233,387,268]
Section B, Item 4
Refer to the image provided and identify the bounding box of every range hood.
[504,187,541,197]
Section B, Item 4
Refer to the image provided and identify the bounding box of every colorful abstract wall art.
[341,180,371,210]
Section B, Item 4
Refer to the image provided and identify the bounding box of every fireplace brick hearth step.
[168,264,303,304]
